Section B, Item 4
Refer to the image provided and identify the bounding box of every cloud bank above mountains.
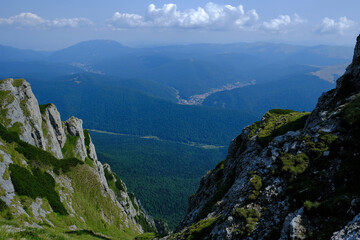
[110,3,259,30]
[0,1,359,50]
[0,2,357,35]
[0,12,92,29]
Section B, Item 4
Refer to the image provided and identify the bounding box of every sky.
[0,0,359,50]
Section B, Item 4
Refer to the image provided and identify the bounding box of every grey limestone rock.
[0,78,45,149]
[64,117,87,161]
[332,214,360,240]
[0,149,15,206]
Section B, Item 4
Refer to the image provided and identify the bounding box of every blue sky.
[0,0,359,50]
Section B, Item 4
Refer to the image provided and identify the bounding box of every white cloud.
[110,3,259,30]
[0,12,92,29]
[262,14,306,32]
[318,17,357,34]
[52,18,92,28]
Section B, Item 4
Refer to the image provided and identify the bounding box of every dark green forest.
[91,132,227,229]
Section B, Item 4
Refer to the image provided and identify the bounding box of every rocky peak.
[64,117,88,161]
[0,78,45,149]
[305,34,360,131]
[0,78,158,238]
[171,34,360,240]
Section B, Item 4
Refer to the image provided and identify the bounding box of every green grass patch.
[0,90,15,106]
[8,122,23,135]
[303,132,338,163]
[181,216,220,240]
[85,157,94,167]
[67,164,139,239]
[248,175,262,201]
[20,99,30,117]
[0,199,13,220]
[248,121,260,139]
[104,166,127,202]
[62,134,80,159]
[39,103,52,115]
[83,129,92,158]
[280,153,309,177]
[84,130,90,148]
[0,199,7,212]
[135,232,161,240]
[304,200,320,212]
[135,214,156,233]
[11,79,24,88]
[53,158,84,175]
[257,110,310,146]
[0,90,15,126]
[9,164,67,215]
[341,94,360,127]
[66,229,111,240]
[129,193,139,211]
[233,207,260,236]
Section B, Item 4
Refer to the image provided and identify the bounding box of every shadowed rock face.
[172,34,360,240]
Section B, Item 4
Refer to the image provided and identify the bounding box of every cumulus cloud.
[0,12,92,29]
[110,3,259,30]
[317,17,357,34]
[262,14,305,32]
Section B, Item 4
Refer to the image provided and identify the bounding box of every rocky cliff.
[0,78,156,239]
[169,35,360,240]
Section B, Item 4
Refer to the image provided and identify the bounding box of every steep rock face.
[0,79,157,238]
[102,163,157,232]
[0,79,45,149]
[172,35,360,240]
[41,104,66,158]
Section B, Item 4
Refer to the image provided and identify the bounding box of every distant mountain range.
[0,40,352,98]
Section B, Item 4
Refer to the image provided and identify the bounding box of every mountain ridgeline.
[164,35,360,239]
[0,78,158,239]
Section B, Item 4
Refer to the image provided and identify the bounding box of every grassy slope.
[0,124,140,239]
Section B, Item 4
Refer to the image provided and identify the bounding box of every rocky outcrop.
[172,35,360,239]
[331,214,360,240]
[102,163,157,232]
[41,104,66,158]
[0,79,45,149]
[64,117,87,160]
[0,78,157,238]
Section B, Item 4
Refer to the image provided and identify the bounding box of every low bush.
[182,216,219,240]
[9,164,67,215]
[233,207,260,235]
[39,103,51,115]
[249,175,262,200]
[135,214,156,233]
[341,95,360,127]
[135,232,161,240]
[304,200,320,212]
[257,110,310,146]
[281,153,309,177]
